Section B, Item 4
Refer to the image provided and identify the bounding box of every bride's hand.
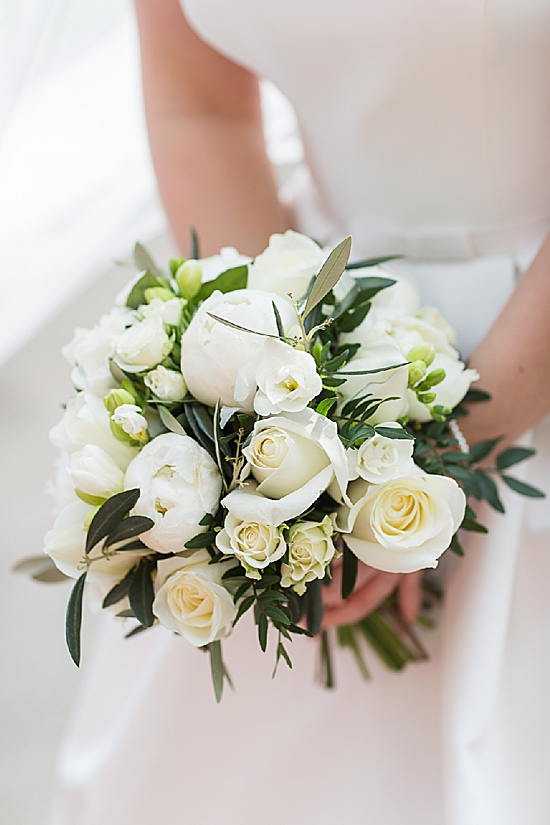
[321,560,422,629]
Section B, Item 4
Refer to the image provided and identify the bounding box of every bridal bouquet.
[22,231,543,699]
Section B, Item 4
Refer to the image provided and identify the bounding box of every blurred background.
[0,1,301,822]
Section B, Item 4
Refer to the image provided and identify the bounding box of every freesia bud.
[175,260,202,300]
[407,343,435,367]
[144,286,175,303]
[418,392,437,404]
[103,388,135,415]
[169,257,187,277]
[408,360,426,387]
[416,368,446,391]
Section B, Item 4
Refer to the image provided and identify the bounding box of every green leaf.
[257,589,287,604]
[463,388,491,404]
[468,436,503,464]
[126,271,163,310]
[460,518,489,534]
[85,489,141,554]
[128,557,156,627]
[316,396,338,417]
[336,625,370,680]
[104,516,154,547]
[449,533,464,556]
[319,629,335,688]
[158,405,187,436]
[233,595,255,626]
[275,641,293,672]
[501,475,546,498]
[209,639,231,703]
[102,565,136,608]
[335,302,372,334]
[496,446,536,471]
[184,530,217,549]
[66,572,87,666]
[190,226,200,260]
[272,300,285,338]
[358,611,414,670]
[303,236,352,318]
[374,426,414,440]
[341,542,358,600]
[335,363,408,376]
[199,512,215,526]
[134,242,165,280]
[306,578,324,636]
[475,470,505,513]
[125,624,148,639]
[265,606,292,626]
[258,613,269,652]
[321,376,348,388]
[345,255,401,270]
[323,349,351,372]
[196,265,248,302]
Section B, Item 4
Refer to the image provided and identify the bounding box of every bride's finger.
[322,571,400,629]
[322,561,377,608]
[397,571,423,624]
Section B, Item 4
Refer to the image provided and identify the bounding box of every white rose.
[138,297,183,327]
[407,353,479,422]
[337,472,466,573]
[348,423,415,484]
[338,342,409,425]
[254,338,322,415]
[114,315,172,373]
[280,516,336,595]
[180,289,296,411]
[200,247,251,282]
[112,404,148,440]
[44,500,145,581]
[124,433,222,554]
[216,512,286,580]
[144,365,187,402]
[50,392,138,469]
[153,550,237,646]
[247,230,324,300]
[223,409,348,524]
[69,445,125,499]
[62,306,134,397]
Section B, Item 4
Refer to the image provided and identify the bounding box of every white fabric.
[50,2,550,824]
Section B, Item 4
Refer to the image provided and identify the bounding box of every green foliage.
[128,557,156,627]
[85,489,141,555]
[341,541,358,600]
[66,573,87,666]
[195,265,248,303]
[303,236,352,318]
[102,565,136,608]
[208,640,232,703]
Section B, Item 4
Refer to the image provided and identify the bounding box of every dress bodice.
[182,0,550,259]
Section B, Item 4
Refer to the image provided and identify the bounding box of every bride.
[50,1,550,823]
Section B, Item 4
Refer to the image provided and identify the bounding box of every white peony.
[348,423,415,484]
[199,247,251,282]
[338,341,409,425]
[50,392,138,469]
[280,516,336,595]
[124,433,222,554]
[44,500,145,581]
[138,297,183,327]
[247,230,325,301]
[254,338,322,415]
[369,267,420,315]
[180,289,296,411]
[223,409,348,525]
[153,550,237,646]
[337,472,465,573]
[114,315,172,373]
[69,445,125,499]
[62,306,134,397]
[407,353,479,422]
[216,513,286,579]
[144,365,187,402]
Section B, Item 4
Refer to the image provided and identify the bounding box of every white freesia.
[200,247,251,282]
[180,289,296,411]
[144,365,187,402]
[338,341,409,425]
[216,513,286,580]
[254,338,322,415]
[348,423,415,483]
[223,409,348,524]
[50,392,138,469]
[153,550,237,646]
[407,353,479,423]
[62,306,134,397]
[280,516,336,595]
[124,433,222,554]
[69,445,125,499]
[138,297,183,327]
[44,500,145,581]
[247,230,324,300]
[112,404,148,440]
[114,315,172,373]
[337,472,466,573]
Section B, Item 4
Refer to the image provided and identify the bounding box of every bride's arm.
[134,0,289,255]
[462,232,550,446]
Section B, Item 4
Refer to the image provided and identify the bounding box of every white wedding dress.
[50,3,550,824]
